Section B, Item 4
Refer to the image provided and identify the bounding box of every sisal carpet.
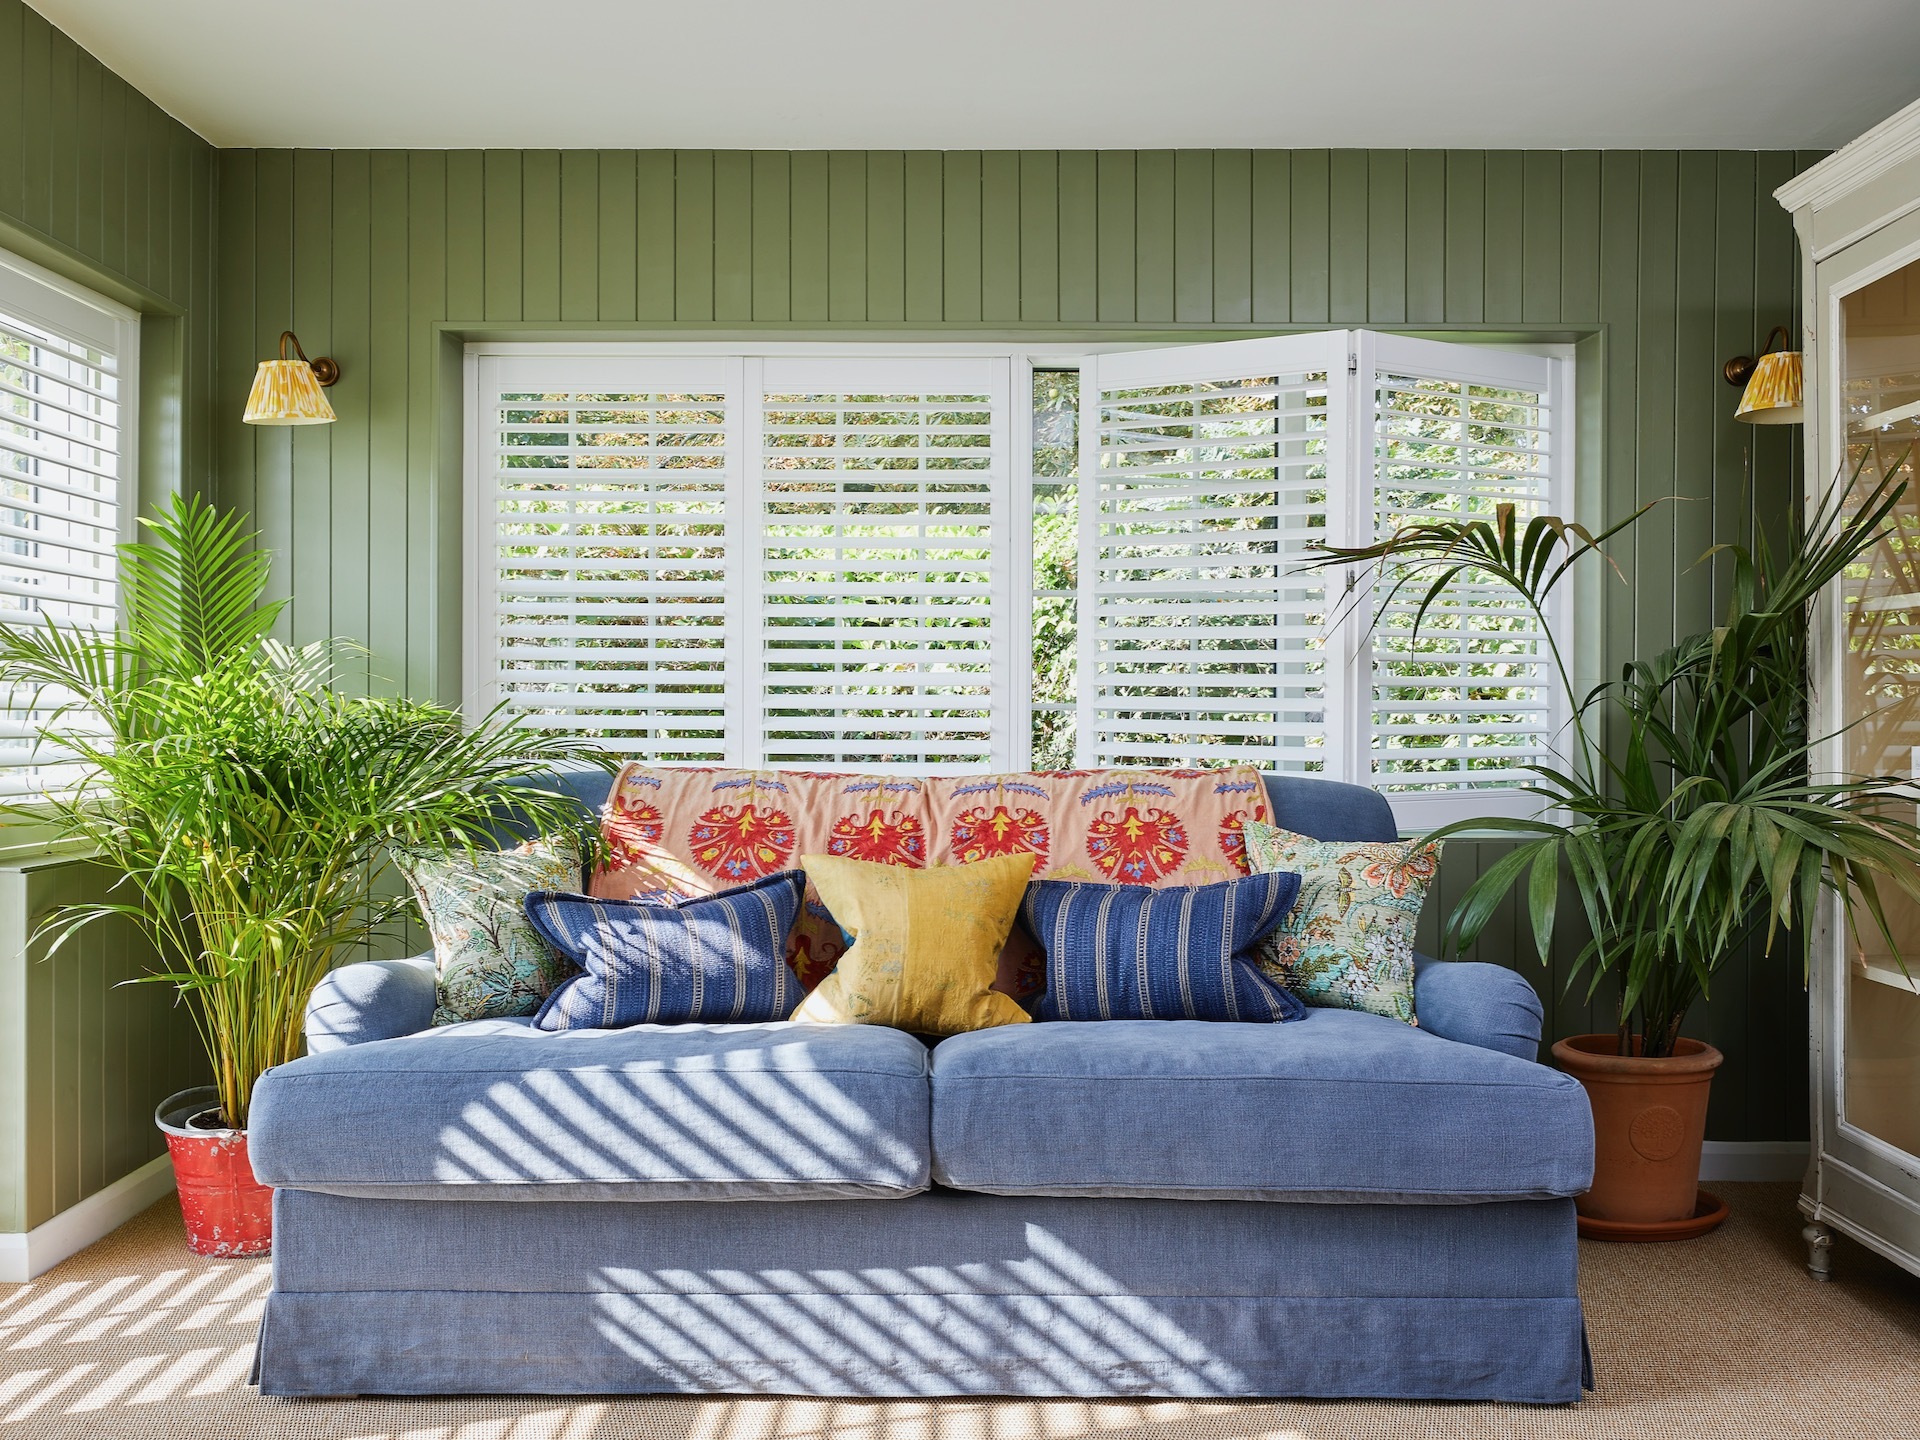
[2,1182,1917,1439]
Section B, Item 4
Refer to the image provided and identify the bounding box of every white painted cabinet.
[1780,98,1920,1282]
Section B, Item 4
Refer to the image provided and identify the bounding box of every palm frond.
[0,498,617,1126]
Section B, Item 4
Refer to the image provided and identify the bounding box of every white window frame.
[0,247,140,802]
[0,248,140,557]
[465,336,1573,826]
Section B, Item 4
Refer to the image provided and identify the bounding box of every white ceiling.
[28,0,1920,151]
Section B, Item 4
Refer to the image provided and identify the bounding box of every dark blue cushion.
[1020,872,1306,1023]
[526,872,806,1030]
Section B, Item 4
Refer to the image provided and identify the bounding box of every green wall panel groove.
[0,0,1841,1153]
[0,0,216,1230]
[0,859,206,1234]
[205,141,1823,1142]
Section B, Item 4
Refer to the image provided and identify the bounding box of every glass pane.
[1840,259,1920,1157]
[1032,369,1078,769]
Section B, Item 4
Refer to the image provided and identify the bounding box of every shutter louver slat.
[1368,358,1558,804]
[0,272,131,798]
[481,379,734,764]
[758,367,1010,774]
[1087,345,1337,775]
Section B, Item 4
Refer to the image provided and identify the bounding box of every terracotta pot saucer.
[1577,1189,1729,1243]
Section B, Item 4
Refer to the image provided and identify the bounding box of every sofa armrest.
[1412,954,1545,1062]
[306,957,436,1053]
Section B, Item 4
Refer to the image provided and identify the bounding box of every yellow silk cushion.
[793,852,1037,1037]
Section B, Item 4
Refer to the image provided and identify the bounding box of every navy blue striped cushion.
[1020,873,1307,1023]
[525,871,806,1031]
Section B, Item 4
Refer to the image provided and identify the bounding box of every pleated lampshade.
[244,358,336,425]
[1735,349,1804,425]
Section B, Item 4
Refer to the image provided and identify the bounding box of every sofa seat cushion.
[248,1021,932,1201]
[930,1009,1592,1203]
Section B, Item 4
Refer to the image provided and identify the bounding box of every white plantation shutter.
[1362,333,1565,824]
[469,356,741,762]
[1081,331,1568,826]
[469,338,1567,823]
[757,358,1013,773]
[469,351,1016,773]
[1080,335,1353,777]
[0,253,137,798]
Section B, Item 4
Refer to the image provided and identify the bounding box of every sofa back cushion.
[1020,871,1305,1023]
[398,837,582,1026]
[528,871,809,1031]
[589,764,1278,990]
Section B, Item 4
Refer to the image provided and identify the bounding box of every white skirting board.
[0,1154,176,1283]
[1698,1141,1809,1183]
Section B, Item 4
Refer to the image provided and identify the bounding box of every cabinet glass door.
[1841,258,1920,1158]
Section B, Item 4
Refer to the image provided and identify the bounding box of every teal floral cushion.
[398,837,582,1025]
[1240,821,1442,1025]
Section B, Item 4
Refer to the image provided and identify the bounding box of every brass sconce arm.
[278,330,340,386]
[1724,326,1792,388]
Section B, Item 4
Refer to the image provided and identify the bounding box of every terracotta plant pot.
[1551,1034,1724,1239]
[156,1087,273,1258]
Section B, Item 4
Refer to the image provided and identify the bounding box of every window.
[0,251,138,798]
[1079,333,1568,826]
[469,335,1569,827]
[470,353,1015,774]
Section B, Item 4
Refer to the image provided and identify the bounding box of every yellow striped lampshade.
[1735,349,1803,425]
[244,359,336,425]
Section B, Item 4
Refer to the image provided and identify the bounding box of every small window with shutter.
[0,251,138,799]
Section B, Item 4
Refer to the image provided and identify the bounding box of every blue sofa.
[246,771,1595,1402]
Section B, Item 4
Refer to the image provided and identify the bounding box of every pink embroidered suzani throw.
[591,763,1272,993]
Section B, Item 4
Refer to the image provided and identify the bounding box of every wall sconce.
[243,331,339,426]
[1723,325,1804,425]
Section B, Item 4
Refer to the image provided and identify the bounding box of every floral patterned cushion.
[398,837,583,1025]
[1240,821,1443,1025]
[590,764,1272,992]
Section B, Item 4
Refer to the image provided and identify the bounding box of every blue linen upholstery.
[248,1021,932,1201]
[305,956,437,1054]
[255,1187,1588,1402]
[268,765,1592,1403]
[1260,773,1400,843]
[1022,872,1306,1023]
[490,760,617,844]
[1413,954,1547,1061]
[930,1009,1592,1202]
[528,872,806,1030]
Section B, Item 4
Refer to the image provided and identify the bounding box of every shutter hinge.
[1348,352,1358,374]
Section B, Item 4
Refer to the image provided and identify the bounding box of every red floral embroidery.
[828,809,927,867]
[1361,846,1440,899]
[1218,803,1270,875]
[950,805,1051,866]
[1087,805,1190,883]
[603,795,666,869]
[687,804,796,882]
[786,925,845,991]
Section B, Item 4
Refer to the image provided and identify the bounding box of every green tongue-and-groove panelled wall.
[0,0,1830,1246]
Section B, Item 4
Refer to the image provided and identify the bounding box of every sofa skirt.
[254,1187,1591,1403]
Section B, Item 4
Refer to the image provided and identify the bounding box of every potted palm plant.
[1313,460,1920,1238]
[0,496,606,1256]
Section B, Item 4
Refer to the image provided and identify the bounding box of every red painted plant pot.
[156,1087,273,1258]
